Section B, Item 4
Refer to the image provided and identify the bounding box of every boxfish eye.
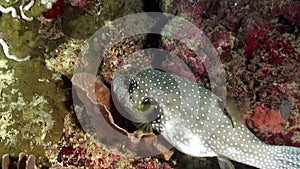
[142,98,151,105]
[141,97,153,111]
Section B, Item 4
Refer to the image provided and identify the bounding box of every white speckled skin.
[112,68,300,169]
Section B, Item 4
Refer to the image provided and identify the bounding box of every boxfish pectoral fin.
[217,156,235,169]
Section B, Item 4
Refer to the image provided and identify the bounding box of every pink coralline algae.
[249,105,286,134]
[160,0,209,79]
[132,158,172,169]
[213,0,251,31]
[259,127,300,147]
[211,28,235,62]
[57,146,94,168]
[69,0,88,7]
[42,0,64,19]
[242,18,298,65]
[161,38,207,80]
[272,0,300,29]
[161,0,207,27]
[162,56,197,81]
[175,0,207,28]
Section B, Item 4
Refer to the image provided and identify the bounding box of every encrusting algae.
[0,58,69,164]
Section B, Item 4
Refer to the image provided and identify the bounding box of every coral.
[272,0,300,30]
[173,0,207,28]
[241,17,298,65]
[0,59,15,91]
[45,38,85,77]
[0,59,69,164]
[248,105,286,134]
[132,158,172,169]
[65,0,121,16]
[0,0,57,21]
[160,0,207,26]
[45,113,173,169]
[159,0,209,80]
[40,0,59,9]
[161,35,207,80]
[211,26,235,62]
[209,0,251,32]
[99,35,145,84]
[38,16,64,39]
[69,0,88,7]
[161,24,207,79]
[258,127,300,148]
[0,32,30,61]
[42,0,64,19]
[61,0,124,39]
[0,0,34,21]
[0,0,64,61]
[0,14,41,61]
[191,0,300,151]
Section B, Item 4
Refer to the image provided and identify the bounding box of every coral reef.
[161,0,300,162]
[42,0,64,19]
[44,113,173,169]
[45,38,85,77]
[0,58,69,164]
[0,14,39,61]
[211,26,235,63]
[198,0,300,148]
[241,17,297,65]
[0,0,299,168]
[248,104,286,134]
[160,0,208,80]
[99,36,146,84]
[65,0,106,15]
[0,0,59,61]
[272,0,300,30]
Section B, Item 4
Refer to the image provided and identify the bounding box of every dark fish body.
[112,68,300,169]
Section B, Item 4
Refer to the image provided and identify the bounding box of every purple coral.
[70,0,88,7]
[211,27,235,62]
[272,0,300,30]
[160,0,210,79]
[241,17,298,65]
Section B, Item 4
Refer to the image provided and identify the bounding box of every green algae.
[62,11,102,39]
[25,1,48,17]
[0,0,48,16]
[0,58,69,164]
[62,1,124,39]
[0,0,16,6]
[0,13,42,60]
[291,130,300,144]
[45,38,85,78]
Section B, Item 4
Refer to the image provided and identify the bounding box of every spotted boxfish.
[112,67,300,169]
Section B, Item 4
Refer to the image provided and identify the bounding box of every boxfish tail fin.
[217,156,235,169]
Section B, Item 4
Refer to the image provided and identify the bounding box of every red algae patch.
[250,105,286,134]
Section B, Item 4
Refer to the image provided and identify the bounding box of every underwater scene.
[0,0,300,168]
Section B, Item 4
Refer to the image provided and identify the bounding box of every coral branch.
[0,5,20,19]
[0,38,30,62]
[23,0,35,11]
[19,0,34,21]
[0,0,35,21]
